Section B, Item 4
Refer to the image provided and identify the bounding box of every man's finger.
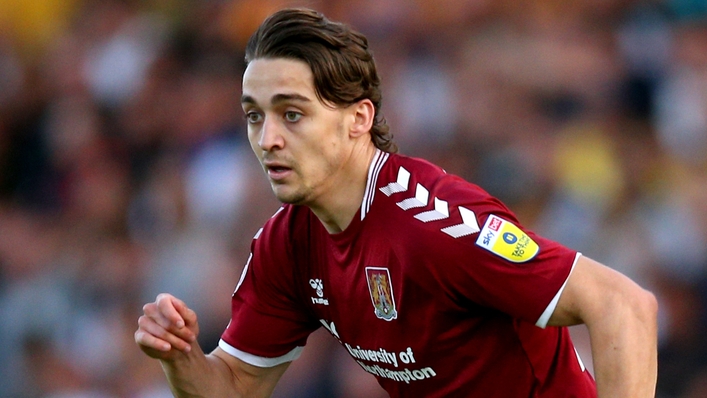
[137,315,192,353]
[135,328,171,352]
[174,299,198,327]
[155,294,186,329]
[143,301,178,332]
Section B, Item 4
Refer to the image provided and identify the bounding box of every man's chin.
[272,188,306,205]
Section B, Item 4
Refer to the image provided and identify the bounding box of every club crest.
[365,267,398,321]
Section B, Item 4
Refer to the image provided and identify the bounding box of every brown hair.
[245,8,397,153]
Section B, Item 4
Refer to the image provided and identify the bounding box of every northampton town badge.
[365,267,398,321]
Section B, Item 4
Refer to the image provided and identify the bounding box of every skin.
[548,256,658,397]
[241,58,377,233]
[135,58,658,397]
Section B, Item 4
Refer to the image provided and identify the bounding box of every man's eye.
[284,111,302,122]
[246,112,263,124]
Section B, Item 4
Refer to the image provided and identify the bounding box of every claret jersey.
[220,150,597,397]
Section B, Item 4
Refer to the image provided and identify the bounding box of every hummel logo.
[309,279,324,297]
[309,279,329,305]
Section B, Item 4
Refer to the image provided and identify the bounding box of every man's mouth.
[265,163,293,180]
[268,165,290,172]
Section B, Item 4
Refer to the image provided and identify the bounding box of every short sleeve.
[219,217,319,367]
[418,179,578,325]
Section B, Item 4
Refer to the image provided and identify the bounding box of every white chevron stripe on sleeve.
[397,184,429,210]
[440,206,480,238]
[414,197,449,222]
[380,167,410,196]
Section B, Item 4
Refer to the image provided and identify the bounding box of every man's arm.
[548,256,658,397]
[135,293,289,398]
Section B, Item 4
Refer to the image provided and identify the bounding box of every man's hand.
[135,293,199,361]
[135,293,289,397]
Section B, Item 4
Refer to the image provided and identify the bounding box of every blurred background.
[0,0,706,396]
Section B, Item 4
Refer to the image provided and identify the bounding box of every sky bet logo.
[475,215,539,263]
[489,217,502,231]
[479,216,503,245]
[481,230,495,246]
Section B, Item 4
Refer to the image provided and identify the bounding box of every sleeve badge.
[475,215,539,263]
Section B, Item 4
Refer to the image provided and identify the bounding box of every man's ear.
[349,99,375,138]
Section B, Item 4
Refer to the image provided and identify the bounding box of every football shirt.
[221,150,596,397]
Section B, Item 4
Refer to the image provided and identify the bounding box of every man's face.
[241,58,353,205]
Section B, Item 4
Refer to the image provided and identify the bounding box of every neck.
[310,144,378,234]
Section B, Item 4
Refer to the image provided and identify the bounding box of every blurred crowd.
[0,0,706,397]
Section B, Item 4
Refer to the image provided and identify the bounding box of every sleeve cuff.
[535,252,582,328]
[218,339,303,367]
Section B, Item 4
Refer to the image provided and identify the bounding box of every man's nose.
[259,116,285,151]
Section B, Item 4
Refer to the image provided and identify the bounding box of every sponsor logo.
[489,217,502,231]
[503,232,517,244]
[475,215,539,263]
[365,267,398,321]
[309,278,329,305]
[481,230,495,246]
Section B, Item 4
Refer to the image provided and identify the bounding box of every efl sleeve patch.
[475,215,539,263]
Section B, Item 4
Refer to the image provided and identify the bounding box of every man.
[135,8,658,397]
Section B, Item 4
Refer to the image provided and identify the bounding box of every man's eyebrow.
[240,93,312,105]
[271,93,312,104]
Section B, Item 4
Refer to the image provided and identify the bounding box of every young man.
[135,8,658,397]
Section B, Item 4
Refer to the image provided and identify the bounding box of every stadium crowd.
[0,0,706,397]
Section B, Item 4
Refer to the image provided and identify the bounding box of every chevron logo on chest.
[379,166,481,238]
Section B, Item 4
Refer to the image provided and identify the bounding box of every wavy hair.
[245,8,397,153]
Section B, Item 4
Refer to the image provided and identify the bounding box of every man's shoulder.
[254,204,312,245]
[371,153,508,247]
[383,152,445,180]
[379,153,493,209]
[246,205,316,274]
